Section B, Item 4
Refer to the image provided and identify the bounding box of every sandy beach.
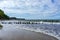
[0,29,58,40]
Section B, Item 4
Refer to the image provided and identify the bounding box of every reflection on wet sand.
[0,29,58,40]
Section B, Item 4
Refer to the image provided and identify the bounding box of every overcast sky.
[0,0,60,19]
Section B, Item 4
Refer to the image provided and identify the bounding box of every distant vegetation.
[0,9,60,22]
[27,19,60,22]
[0,9,9,20]
[40,20,60,22]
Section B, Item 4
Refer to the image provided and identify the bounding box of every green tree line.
[0,9,9,20]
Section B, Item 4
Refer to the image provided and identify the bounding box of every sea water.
[0,20,60,40]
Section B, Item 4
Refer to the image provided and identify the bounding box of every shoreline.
[20,28,59,40]
[0,20,59,40]
[0,29,58,40]
[26,29,58,40]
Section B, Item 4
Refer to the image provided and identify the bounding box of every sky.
[0,0,60,19]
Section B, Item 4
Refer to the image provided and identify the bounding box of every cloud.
[0,0,60,19]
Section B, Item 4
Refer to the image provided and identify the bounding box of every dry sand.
[0,29,58,40]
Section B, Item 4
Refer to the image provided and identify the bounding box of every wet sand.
[0,29,58,40]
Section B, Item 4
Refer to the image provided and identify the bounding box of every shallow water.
[0,20,60,40]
